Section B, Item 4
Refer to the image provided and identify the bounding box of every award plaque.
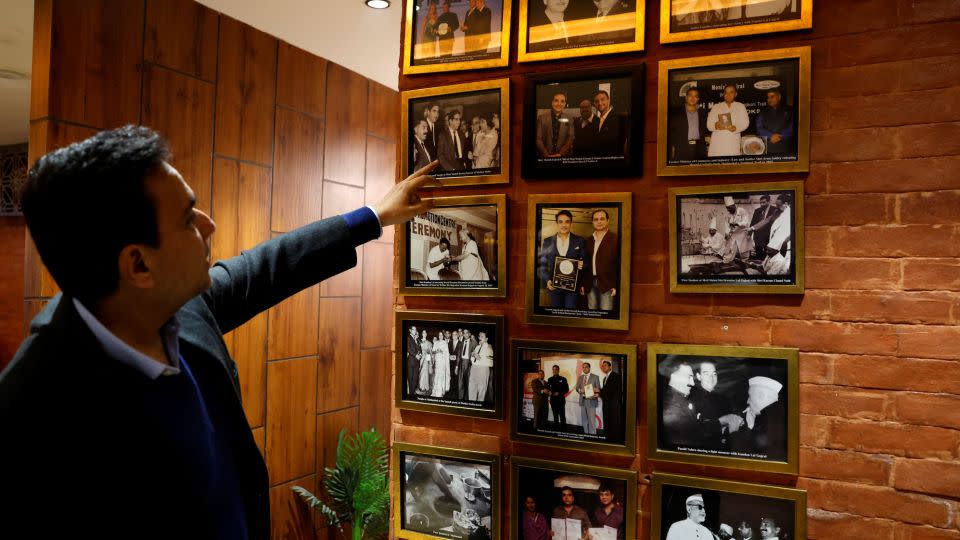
[552,256,580,292]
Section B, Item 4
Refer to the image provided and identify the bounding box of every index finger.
[410,172,444,189]
[410,160,440,178]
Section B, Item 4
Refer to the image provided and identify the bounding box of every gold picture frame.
[525,193,632,330]
[400,194,508,298]
[401,78,510,187]
[393,442,501,540]
[668,180,804,294]
[395,310,505,419]
[646,343,800,475]
[511,339,638,456]
[651,473,807,540]
[517,0,645,63]
[510,456,638,540]
[402,0,512,75]
[656,46,811,176]
[660,0,813,44]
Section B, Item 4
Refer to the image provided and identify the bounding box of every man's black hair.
[555,209,573,222]
[440,237,450,247]
[447,109,462,121]
[22,125,170,306]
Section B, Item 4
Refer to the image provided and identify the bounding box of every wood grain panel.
[271,108,324,232]
[210,159,240,263]
[227,312,267,428]
[252,426,265,458]
[215,16,277,165]
[359,348,391,438]
[268,283,320,361]
[277,42,327,118]
[144,0,218,81]
[318,181,364,296]
[142,63,215,213]
[317,298,360,413]
[266,357,318,485]
[367,82,398,142]
[269,474,316,540]
[210,159,271,260]
[323,63,368,187]
[360,242,392,349]
[48,0,144,128]
[363,136,397,246]
[317,407,359,472]
[30,0,52,121]
[0,217,25,368]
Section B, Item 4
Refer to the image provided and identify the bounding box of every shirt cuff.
[341,206,383,246]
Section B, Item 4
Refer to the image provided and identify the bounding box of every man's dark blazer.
[668,106,709,159]
[749,204,780,250]
[458,336,477,399]
[413,136,433,171]
[584,231,619,294]
[464,5,492,38]
[599,369,623,440]
[406,331,422,396]
[730,400,787,461]
[436,126,465,171]
[0,216,367,539]
[537,233,587,288]
[573,116,599,157]
[594,110,629,158]
[425,120,438,158]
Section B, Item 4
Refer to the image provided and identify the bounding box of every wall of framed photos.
[395,1,960,539]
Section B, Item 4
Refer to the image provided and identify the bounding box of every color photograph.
[404,0,511,74]
[669,181,804,294]
[657,47,811,176]
[394,443,500,540]
[661,0,813,44]
[652,473,806,540]
[512,340,637,455]
[518,0,645,62]
[402,79,510,186]
[395,311,504,419]
[401,195,507,297]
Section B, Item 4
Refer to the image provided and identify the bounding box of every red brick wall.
[0,216,25,369]
[396,1,960,539]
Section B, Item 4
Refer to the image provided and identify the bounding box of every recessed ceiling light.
[366,0,390,8]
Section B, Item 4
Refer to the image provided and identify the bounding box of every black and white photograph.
[394,444,500,540]
[669,181,803,294]
[402,79,510,187]
[652,473,806,540]
[647,344,799,474]
[395,311,504,419]
[401,195,506,297]
[661,0,813,44]
[512,340,636,455]
[404,0,511,75]
[511,457,636,540]
[657,47,811,176]
[518,0,644,62]
[522,66,643,179]
[526,194,631,329]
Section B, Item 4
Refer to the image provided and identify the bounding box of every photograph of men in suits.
[463,0,493,54]
[547,364,570,428]
[437,110,466,171]
[598,360,623,441]
[412,119,434,170]
[575,362,601,435]
[593,89,629,158]
[668,86,709,161]
[584,209,619,312]
[536,91,575,159]
[531,369,551,429]
[423,103,440,157]
[537,209,586,309]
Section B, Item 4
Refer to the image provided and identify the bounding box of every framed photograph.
[395,310,505,419]
[669,181,803,294]
[525,193,631,330]
[511,456,637,540]
[517,0,645,63]
[646,343,799,475]
[657,47,811,176]
[393,442,501,540]
[402,79,510,187]
[511,340,637,456]
[651,473,806,540]
[521,65,644,180]
[400,195,507,297]
[403,0,512,75]
[660,0,813,44]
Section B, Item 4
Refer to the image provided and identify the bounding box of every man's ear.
[117,245,156,289]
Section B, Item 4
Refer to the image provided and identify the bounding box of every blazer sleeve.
[203,216,365,333]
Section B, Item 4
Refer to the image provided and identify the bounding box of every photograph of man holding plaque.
[537,209,587,310]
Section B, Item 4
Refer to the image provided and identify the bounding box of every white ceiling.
[197,0,402,89]
[0,0,401,146]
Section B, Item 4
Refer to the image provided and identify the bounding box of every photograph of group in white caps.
[409,0,505,67]
[673,185,799,290]
[406,205,497,288]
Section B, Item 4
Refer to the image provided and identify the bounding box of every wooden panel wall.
[25,0,399,536]
[396,1,960,540]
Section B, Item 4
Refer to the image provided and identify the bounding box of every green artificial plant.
[293,428,390,540]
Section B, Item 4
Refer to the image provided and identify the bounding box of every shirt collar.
[72,298,182,380]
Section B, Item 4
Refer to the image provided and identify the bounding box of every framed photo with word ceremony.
[400,194,507,297]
